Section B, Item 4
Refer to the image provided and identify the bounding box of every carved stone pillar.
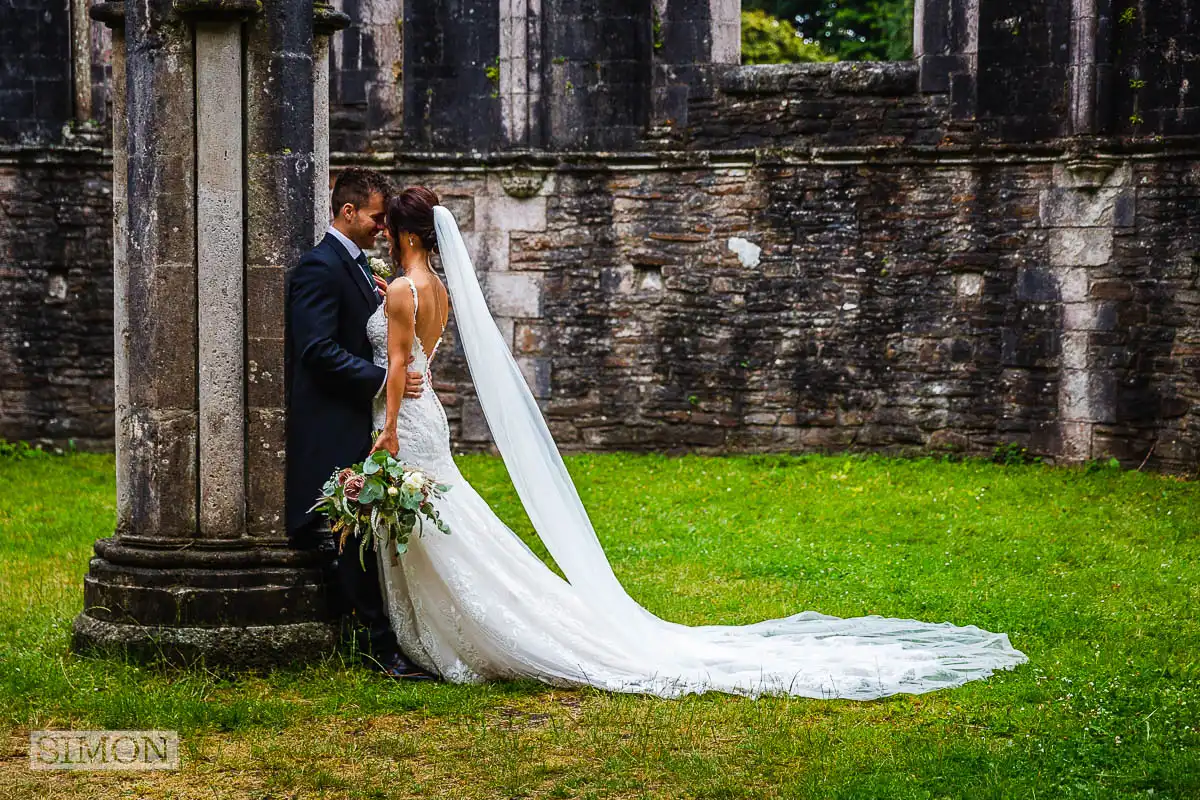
[73,0,346,667]
[313,3,350,241]
[89,1,131,537]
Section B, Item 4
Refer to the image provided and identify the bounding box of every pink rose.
[337,468,355,486]
[343,475,366,501]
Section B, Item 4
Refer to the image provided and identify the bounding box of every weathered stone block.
[459,397,493,444]
[475,194,547,233]
[1058,267,1089,303]
[486,271,542,318]
[1039,188,1127,227]
[517,356,551,399]
[247,408,286,537]
[1050,228,1113,267]
[514,322,548,354]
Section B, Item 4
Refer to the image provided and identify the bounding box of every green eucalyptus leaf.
[359,480,384,505]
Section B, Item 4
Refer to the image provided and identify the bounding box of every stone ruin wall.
[0,150,114,450]
[1,0,1198,473]
[1,0,114,449]
[371,67,1200,472]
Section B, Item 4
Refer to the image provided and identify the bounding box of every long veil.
[433,204,1027,698]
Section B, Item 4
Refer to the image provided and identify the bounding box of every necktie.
[354,253,379,299]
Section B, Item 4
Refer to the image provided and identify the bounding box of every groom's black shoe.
[367,651,439,682]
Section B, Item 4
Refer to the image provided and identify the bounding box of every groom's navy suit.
[286,231,397,657]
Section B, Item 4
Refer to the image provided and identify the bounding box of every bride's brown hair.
[386,186,440,254]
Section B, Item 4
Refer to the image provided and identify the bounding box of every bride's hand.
[370,427,399,458]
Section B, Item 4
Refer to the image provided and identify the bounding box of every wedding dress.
[364,206,1027,699]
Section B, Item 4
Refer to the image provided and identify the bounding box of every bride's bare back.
[369,266,451,459]
[382,268,448,368]
[404,270,450,364]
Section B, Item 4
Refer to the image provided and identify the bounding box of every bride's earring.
[409,236,415,247]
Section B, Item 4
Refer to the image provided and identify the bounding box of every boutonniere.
[368,256,393,279]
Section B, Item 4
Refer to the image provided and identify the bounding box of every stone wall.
[0,0,113,448]
[328,0,738,152]
[0,147,114,449]
[368,149,1195,473]
[365,56,1198,473]
[0,1,72,143]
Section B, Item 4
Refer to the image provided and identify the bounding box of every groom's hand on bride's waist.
[378,358,424,400]
[405,369,423,398]
[404,356,423,399]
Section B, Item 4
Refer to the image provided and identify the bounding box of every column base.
[71,613,338,669]
[71,536,343,669]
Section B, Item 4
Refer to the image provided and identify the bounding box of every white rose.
[402,471,425,491]
[368,256,393,279]
[387,486,399,497]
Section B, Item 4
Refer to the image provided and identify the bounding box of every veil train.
[430,204,1027,699]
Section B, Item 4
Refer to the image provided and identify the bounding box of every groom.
[285,167,434,681]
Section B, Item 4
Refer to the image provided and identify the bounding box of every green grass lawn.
[0,451,1197,799]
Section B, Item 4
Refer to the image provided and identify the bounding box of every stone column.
[122,0,200,545]
[1041,161,1135,463]
[913,0,978,116]
[1068,0,1098,135]
[499,0,541,148]
[90,2,130,534]
[243,0,317,543]
[71,0,94,121]
[73,0,344,668]
[1068,0,1116,135]
[313,3,350,241]
[195,15,245,539]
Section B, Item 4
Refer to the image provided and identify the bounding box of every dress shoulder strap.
[401,276,419,317]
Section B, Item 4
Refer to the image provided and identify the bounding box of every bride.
[364,186,1027,700]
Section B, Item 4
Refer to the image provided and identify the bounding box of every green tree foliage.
[742,0,916,62]
[741,9,836,64]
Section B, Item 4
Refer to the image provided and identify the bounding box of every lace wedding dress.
[364,206,1027,699]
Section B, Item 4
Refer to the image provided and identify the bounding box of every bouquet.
[309,448,451,569]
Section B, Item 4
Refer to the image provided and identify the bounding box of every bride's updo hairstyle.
[387,186,441,254]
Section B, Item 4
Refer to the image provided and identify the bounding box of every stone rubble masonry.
[0,1,72,143]
[0,150,114,451]
[364,53,1198,473]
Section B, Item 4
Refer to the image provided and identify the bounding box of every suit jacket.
[285,233,386,533]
